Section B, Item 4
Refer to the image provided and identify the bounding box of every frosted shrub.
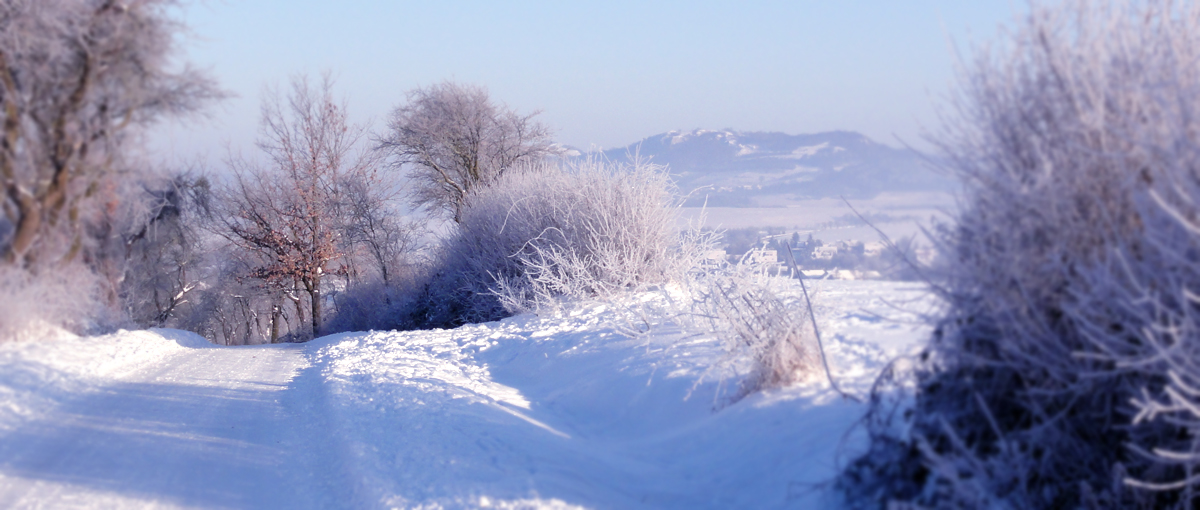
[0,265,113,341]
[415,158,693,326]
[838,1,1200,508]
[681,248,820,402]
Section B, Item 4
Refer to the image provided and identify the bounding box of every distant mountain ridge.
[593,129,952,206]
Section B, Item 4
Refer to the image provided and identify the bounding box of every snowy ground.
[678,191,956,241]
[0,280,937,509]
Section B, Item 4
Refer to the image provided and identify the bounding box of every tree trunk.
[269,304,281,343]
[6,198,40,265]
[308,274,321,339]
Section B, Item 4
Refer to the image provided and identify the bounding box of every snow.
[785,142,830,159]
[677,191,955,244]
[0,280,936,509]
[0,328,208,433]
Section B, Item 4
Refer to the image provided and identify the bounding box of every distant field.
[678,191,957,242]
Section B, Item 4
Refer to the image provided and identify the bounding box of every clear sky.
[150,1,1029,163]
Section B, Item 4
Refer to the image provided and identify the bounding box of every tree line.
[0,0,568,343]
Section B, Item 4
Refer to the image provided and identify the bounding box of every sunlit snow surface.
[0,280,937,509]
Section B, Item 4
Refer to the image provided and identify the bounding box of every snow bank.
[0,328,209,432]
[304,280,936,508]
[0,281,935,508]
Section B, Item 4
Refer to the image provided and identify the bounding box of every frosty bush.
[413,158,691,326]
[0,265,115,341]
[839,1,1200,508]
[324,234,429,335]
[680,247,821,402]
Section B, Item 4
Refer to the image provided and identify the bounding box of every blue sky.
[151,1,1027,162]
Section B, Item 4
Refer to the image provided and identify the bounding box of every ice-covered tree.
[0,0,219,268]
[118,172,212,327]
[216,75,376,340]
[378,81,558,223]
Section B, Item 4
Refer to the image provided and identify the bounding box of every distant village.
[707,227,935,280]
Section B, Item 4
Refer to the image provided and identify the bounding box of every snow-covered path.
[0,340,322,509]
[0,280,938,509]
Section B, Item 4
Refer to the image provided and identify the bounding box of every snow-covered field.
[0,280,937,509]
[678,191,955,234]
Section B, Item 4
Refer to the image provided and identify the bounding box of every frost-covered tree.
[378,81,558,223]
[118,172,212,328]
[216,75,376,340]
[339,173,421,294]
[0,0,219,268]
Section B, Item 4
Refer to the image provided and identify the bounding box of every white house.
[743,250,778,265]
[812,245,839,260]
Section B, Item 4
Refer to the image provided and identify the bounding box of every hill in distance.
[592,129,953,207]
